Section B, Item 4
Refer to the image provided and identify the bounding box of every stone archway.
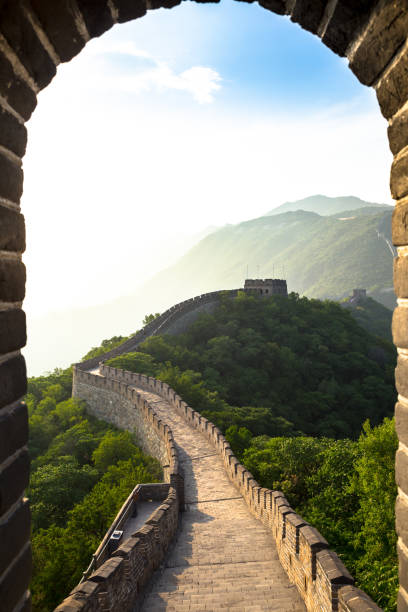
[0,1,408,610]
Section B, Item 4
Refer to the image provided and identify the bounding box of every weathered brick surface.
[396,494,408,546]
[0,206,25,252]
[111,0,147,22]
[377,42,408,121]
[0,48,37,119]
[257,0,287,15]
[399,541,408,595]
[0,258,26,302]
[0,400,28,464]
[394,255,408,298]
[0,543,31,612]
[389,107,408,157]
[0,355,27,410]
[0,309,26,354]
[29,0,87,63]
[393,306,408,349]
[396,402,408,447]
[339,584,382,611]
[0,106,27,157]
[0,150,23,203]
[290,0,327,35]
[349,1,408,86]
[76,0,114,38]
[393,199,408,246]
[396,356,408,398]
[145,0,182,11]
[396,448,408,495]
[399,588,408,612]
[55,580,102,611]
[0,0,57,89]
[0,448,29,514]
[0,499,30,576]
[391,148,408,201]
[73,378,168,465]
[19,593,32,612]
[322,0,374,57]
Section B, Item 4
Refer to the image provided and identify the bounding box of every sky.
[22,0,393,319]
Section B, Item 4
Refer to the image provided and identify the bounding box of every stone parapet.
[98,365,383,612]
[75,289,241,371]
[55,366,183,610]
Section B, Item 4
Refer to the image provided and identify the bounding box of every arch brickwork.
[0,1,408,610]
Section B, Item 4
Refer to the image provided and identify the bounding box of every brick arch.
[0,1,407,610]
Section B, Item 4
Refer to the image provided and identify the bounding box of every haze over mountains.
[265,194,389,216]
[24,195,395,375]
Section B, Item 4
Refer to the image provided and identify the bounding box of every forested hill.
[106,292,398,609]
[24,196,395,376]
[107,292,396,440]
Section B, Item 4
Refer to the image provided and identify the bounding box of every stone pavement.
[132,387,306,612]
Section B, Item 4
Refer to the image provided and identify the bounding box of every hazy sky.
[22,0,393,318]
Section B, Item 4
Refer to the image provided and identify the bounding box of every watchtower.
[244,279,288,297]
[352,288,367,300]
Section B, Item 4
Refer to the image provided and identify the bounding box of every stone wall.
[77,289,240,372]
[73,371,168,467]
[97,364,382,612]
[0,2,408,611]
[56,367,184,611]
[55,486,180,612]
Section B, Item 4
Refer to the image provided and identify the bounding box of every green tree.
[92,431,141,473]
[143,312,161,325]
[29,457,98,529]
[225,425,253,459]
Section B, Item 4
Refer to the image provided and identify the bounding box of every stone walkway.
[132,387,306,612]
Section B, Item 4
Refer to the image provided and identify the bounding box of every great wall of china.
[2,3,408,610]
[53,289,381,611]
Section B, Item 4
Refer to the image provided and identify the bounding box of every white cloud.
[108,62,221,102]
[60,38,222,104]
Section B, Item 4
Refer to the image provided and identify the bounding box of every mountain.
[266,195,391,217]
[134,207,395,310]
[24,198,396,376]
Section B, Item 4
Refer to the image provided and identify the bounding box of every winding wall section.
[2,3,408,611]
[61,347,382,611]
[78,290,240,372]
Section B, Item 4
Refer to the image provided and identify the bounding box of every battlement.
[60,363,382,612]
[352,288,367,300]
[244,278,288,296]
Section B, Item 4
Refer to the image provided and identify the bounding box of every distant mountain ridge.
[25,195,396,375]
[142,206,394,311]
[266,194,391,217]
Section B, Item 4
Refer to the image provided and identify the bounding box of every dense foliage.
[108,292,396,439]
[27,367,161,612]
[341,296,393,342]
[107,292,398,609]
[239,420,398,610]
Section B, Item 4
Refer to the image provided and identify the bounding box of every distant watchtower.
[352,288,367,300]
[244,278,288,297]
